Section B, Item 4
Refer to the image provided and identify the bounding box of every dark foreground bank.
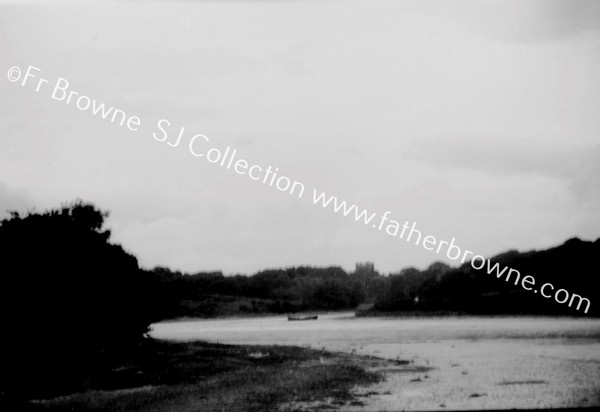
[11,340,382,412]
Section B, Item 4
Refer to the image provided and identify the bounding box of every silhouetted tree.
[0,200,157,402]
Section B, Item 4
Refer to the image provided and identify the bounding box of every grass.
[21,340,381,412]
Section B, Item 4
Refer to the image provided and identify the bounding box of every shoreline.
[22,339,396,412]
[154,310,596,325]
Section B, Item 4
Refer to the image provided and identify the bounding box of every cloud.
[467,0,600,44]
[410,137,600,201]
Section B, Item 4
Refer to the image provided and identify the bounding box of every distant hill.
[372,237,599,317]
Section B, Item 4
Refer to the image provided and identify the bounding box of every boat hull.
[287,314,318,321]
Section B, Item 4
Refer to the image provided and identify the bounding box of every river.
[150,313,600,410]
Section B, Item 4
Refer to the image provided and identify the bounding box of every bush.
[0,201,157,402]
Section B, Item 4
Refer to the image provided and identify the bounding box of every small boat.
[287,314,318,321]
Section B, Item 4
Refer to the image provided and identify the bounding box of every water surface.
[151,314,600,410]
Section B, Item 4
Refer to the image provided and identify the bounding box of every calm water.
[151,313,600,410]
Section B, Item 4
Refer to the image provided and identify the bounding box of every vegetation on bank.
[371,238,599,316]
[1,202,160,406]
[150,238,600,318]
[148,263,387,318]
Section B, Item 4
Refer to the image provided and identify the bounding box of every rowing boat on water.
[287,314,318,321]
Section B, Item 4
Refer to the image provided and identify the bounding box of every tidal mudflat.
[151,313,600,410]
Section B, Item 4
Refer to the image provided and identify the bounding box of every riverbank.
[20,339,388,412]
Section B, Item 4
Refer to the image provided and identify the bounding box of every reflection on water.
[151,314,600,410]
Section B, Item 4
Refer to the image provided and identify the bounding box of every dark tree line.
[151,237,600,319]
[147,264,387,318]
[373,238,600,316]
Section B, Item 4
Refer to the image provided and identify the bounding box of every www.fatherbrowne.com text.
[7,64,591,314]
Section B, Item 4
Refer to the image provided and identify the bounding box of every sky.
[1,0,599,275]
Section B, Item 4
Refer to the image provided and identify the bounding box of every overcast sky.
[1,0,599,275]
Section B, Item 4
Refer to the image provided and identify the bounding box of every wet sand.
[151,313,600,410]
